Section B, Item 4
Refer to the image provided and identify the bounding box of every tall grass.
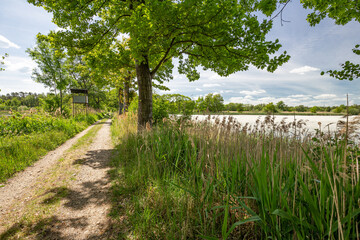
[111,114,359,239]
[0,112,105,183]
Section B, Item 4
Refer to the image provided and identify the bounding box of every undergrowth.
[111,114,360,240]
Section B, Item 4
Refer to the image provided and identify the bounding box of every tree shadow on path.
[0,145,120,239]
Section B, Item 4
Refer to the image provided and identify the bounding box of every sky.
[0,0,360,106]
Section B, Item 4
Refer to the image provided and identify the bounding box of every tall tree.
[26,36,70,114]
[28,0,290,129]
[302,0,360,81]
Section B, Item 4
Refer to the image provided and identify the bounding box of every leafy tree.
[162,94,193,114]
[28,0,290,129]
[295,105,307,112]
[320,45,360,81]
[196,93,224,113]
[26,36,70,114]
[302,0,360,81]
[302,0,360,26]
[332,106,344,114]
[263,102,277,113]
[310,106,318,113]
[276,100,287,111]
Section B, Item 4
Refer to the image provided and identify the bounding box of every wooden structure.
[70,89,88,116]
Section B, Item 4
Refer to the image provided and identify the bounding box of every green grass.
[0,112,105,183]
[110,114,359,239]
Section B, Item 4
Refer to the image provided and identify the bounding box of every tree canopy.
[28,0,291,129]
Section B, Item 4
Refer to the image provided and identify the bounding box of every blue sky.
[1,0,360,106]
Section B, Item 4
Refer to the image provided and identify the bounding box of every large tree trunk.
[135,57,152,130]
[123,77,130,112]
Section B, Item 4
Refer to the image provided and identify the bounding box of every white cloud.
[203,83,221,88]
[4,56,36,74]
[290,65,320,75]
[313,94,337,100]
[159,88,179,94]
[0,35,20,49]
[239,89,266,95]
[195,88,202,91]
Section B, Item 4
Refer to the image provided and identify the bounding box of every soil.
[0,119,115,239]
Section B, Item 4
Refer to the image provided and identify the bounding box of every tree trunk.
[123,77,130,112]
[60,89,63,115]
[118,87,123,115]
[135,57,152,130]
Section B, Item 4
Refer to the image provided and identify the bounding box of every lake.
[192,114,355,133]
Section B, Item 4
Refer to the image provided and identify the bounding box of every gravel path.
[0,119,115,239]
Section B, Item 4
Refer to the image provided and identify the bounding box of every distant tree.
[276,101,287,111]
[295,105,307,112]
[263,102,277,114]
[332,106,344,114]
[310,106,318,113]
[254,104,266,111]
[26,36,70,114]
[236,103,244,112]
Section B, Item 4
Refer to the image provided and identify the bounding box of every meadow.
[111,113,360,239]
[0,111,105,183]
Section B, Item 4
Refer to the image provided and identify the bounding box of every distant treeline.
[0,91,122,115]
[224,101,360,115]
[2,92,359,116]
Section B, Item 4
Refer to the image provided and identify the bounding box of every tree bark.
[135,57,152,130]
[118,87,123,115]
[123,77,130,112]
[60,89,63,115]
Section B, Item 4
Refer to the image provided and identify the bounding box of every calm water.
[192,115,354,133]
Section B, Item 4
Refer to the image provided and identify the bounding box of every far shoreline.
[193,111,345,116]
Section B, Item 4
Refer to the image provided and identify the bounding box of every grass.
[110,114,360,239]
[0,112,105,183]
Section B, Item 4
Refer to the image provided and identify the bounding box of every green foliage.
[332,106,344,114]
[0,53,8,71]
[310,106,318,113]
[196,93,224,113]
[302,0,360,26]
[321,45,360,81]
[0,112,102,182]
[153,95,170,125]
[276,100,287,111]
[262,102,277,113]
[295,105,307,112]
[302,0,360,82]
[28,0,291,127]
[0,112,102,137]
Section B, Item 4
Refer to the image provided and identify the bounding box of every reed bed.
[111,114,359,239]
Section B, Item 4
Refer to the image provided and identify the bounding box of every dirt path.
[0,119,115,239]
